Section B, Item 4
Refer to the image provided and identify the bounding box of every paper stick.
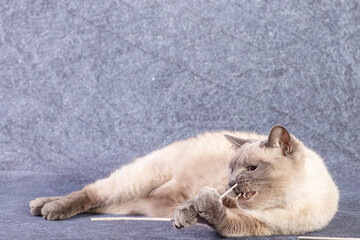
[220,183,238,199]
[91,217,173,222]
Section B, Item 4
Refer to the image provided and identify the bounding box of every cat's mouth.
[235,191,257,201]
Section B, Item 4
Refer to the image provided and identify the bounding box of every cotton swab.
[91,217,172,222]
[91,183,238,222]
[220,183,238,199]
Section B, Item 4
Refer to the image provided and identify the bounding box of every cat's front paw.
[194,187,225,223]
[173,200,198,229]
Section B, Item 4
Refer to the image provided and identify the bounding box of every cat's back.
[301,144,339,229]
[165,130,267,167]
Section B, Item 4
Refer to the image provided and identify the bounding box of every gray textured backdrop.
[0,0,359,239]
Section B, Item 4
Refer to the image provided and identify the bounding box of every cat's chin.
[235,191,257,201]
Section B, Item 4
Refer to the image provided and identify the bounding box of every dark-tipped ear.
[267,125,292,156]
[225,134,249,149]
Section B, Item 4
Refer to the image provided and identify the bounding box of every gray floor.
[1,0,359,239]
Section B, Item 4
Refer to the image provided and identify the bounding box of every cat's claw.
[173,200,198,229]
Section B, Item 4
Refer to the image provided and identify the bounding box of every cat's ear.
[267,125,293,156]
[224,134,249,149]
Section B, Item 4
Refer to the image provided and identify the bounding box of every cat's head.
[225,125,305,210]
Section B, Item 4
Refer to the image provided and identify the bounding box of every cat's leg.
[174,187,272,237]
[30,157,172,220]
[29,187,100,220]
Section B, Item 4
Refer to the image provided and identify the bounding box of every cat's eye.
[246,165,257,171]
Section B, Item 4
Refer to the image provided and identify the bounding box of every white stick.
[220,183,238,199]
[298,237,360,240]
[91,217,173,222]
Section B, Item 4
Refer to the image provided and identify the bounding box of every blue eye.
[247,165,257,171]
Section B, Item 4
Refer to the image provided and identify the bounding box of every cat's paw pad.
[29,197,60,216]
[40,200,69,220]
[173,201,198,229]
[194,186,223,219]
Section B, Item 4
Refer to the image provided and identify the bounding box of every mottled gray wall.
[1,1,360,239]
[1,1,359,181]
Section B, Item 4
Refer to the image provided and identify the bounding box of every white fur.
[86,130,338,235]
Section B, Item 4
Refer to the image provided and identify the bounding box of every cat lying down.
[29,125,339,237]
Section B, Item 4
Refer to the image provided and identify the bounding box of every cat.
[29,125,339,237]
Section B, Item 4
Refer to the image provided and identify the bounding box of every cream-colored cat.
[29,125,339,237]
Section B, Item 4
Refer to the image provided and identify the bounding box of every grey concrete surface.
[0,0,359,239]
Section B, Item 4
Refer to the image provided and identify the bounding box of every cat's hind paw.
[173,200,198,229]
[40,200,70,220]
[29,197,61,216]
[30,196,71,220]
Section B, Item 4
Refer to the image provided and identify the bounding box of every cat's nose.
[228,180,237,188]
[228,180,240,194]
